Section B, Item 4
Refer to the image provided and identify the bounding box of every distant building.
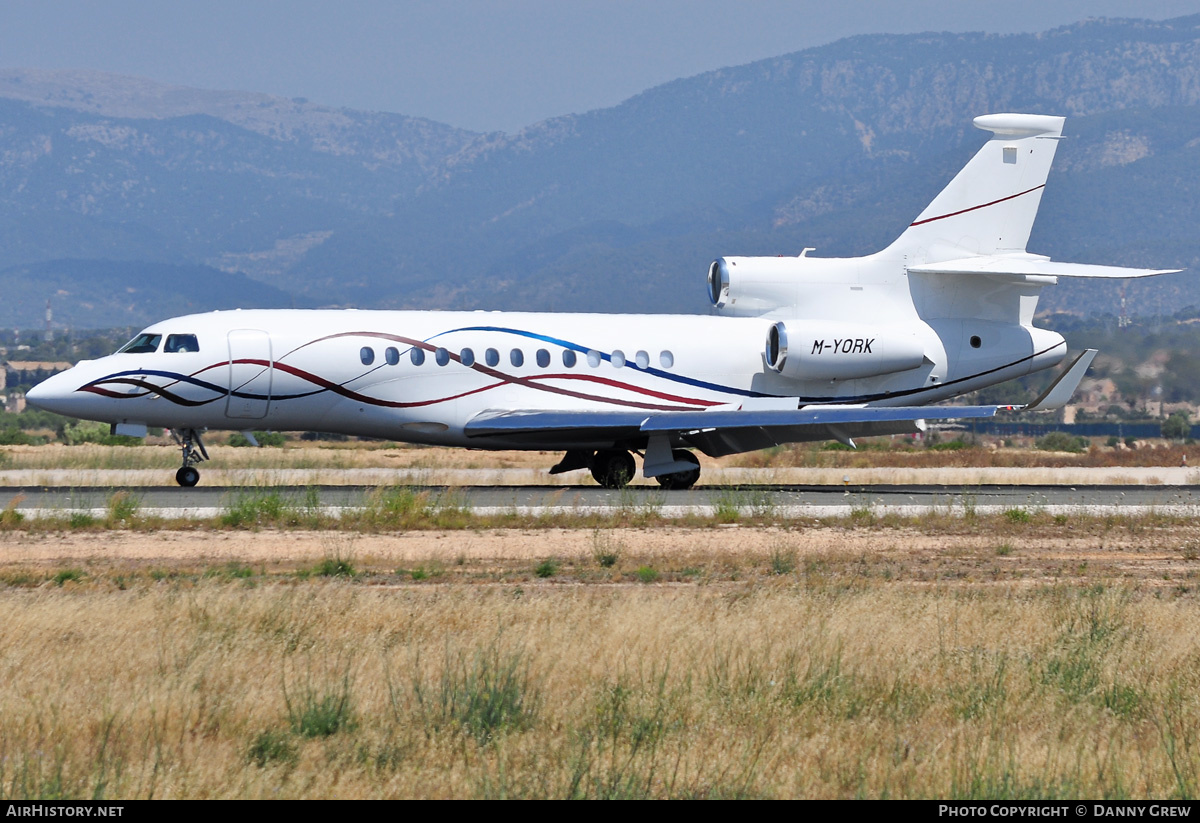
[3,361,72,392]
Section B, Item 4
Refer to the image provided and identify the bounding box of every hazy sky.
[2,0,1198,132]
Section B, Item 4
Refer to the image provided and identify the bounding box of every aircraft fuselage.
[29,307,1063,451]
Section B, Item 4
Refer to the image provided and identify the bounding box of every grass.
[0,580,1197,798]
[284,665,357,738]
[591,530,622,568]
[713,488,744,523]
[769,544,797,575]
[105,491,139,525]
[1004,507,1032,524]
[635,566,660,584]
[51,568,84,586]
[309,555,355,578]
[5,438,1200,475]
[246,729,298,768]
[410,643,541,745]
[221,489,289,528]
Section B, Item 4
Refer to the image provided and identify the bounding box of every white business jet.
[27,114,1177,489]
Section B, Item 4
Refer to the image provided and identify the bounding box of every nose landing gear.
[171,428,209,487]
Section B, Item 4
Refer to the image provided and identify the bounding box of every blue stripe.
[425,325,775,399]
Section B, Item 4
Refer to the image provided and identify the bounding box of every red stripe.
[909,184,1045,227]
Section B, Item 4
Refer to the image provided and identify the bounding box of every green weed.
[635,566,660,584]
[591,530,622,568]
[1004,507,1032,524]
[284,669,357,739]
[52,569,84,587]
[105,491,139,525]
[412,644,541,744]
[246,729,298,767]
[769,544,797,575]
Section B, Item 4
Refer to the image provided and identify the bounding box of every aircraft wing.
[465,403,1006,456]
[465,349,1097,457]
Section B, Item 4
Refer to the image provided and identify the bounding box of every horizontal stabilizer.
[908,255,1179,279]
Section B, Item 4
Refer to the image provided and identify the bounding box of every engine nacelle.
[765,320,926,381]
[708,254,865,315]
[709,256,808,313]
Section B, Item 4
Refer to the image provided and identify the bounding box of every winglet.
[1022,349,1097,412]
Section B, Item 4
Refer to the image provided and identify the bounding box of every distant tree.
[1162,411,1192,441]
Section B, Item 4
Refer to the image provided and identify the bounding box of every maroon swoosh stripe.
[909,185,1045,227]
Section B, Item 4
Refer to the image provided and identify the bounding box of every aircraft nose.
[26,369,81,416]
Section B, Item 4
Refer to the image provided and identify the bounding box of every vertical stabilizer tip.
[973,113,1065,138]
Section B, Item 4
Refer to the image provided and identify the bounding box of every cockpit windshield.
[164,334,199,353]
[116,333,162,354]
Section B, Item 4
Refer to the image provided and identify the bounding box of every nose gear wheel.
[170,428,209,487]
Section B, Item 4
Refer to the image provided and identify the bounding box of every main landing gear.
[654,450,701,490]
[171,428,209,487]
[591,450,636,489]
[550,448,702,490]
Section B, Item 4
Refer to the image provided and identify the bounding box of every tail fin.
[889,114,1065,261]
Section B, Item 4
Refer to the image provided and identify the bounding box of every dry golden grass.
[730,442,1200,470]
[3,439,1198,476]
[1,524,1200,798]
[0,443,568,472]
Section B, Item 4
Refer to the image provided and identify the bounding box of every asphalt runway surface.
[6,484,1200,518]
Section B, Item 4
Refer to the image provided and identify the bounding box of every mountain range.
[2,14,1200,328]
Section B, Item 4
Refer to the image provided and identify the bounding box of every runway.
[6,483,1200,519]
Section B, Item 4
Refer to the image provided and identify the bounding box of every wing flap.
[640,404,1005,434]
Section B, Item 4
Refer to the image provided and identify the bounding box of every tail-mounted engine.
[709,256,813,314]
[766,320,926,381]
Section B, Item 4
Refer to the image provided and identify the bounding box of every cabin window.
[461,348,475,367]
[485,348,500,367]
[360,347,375,366]
[611,350,626,368]
[635,350,649,369]
[587,350,601,367]
[562,350,577,368]
[536,348,550,368]
[117,333,162,354]
[510,349,524,367]
[435,347,450,366]
[164,334,199,353]
[385,347,400,366]
[410,347,426,366]
[659,351,674,368]
[970,335,982,349]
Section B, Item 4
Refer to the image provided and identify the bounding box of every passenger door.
[225,329,272,419]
